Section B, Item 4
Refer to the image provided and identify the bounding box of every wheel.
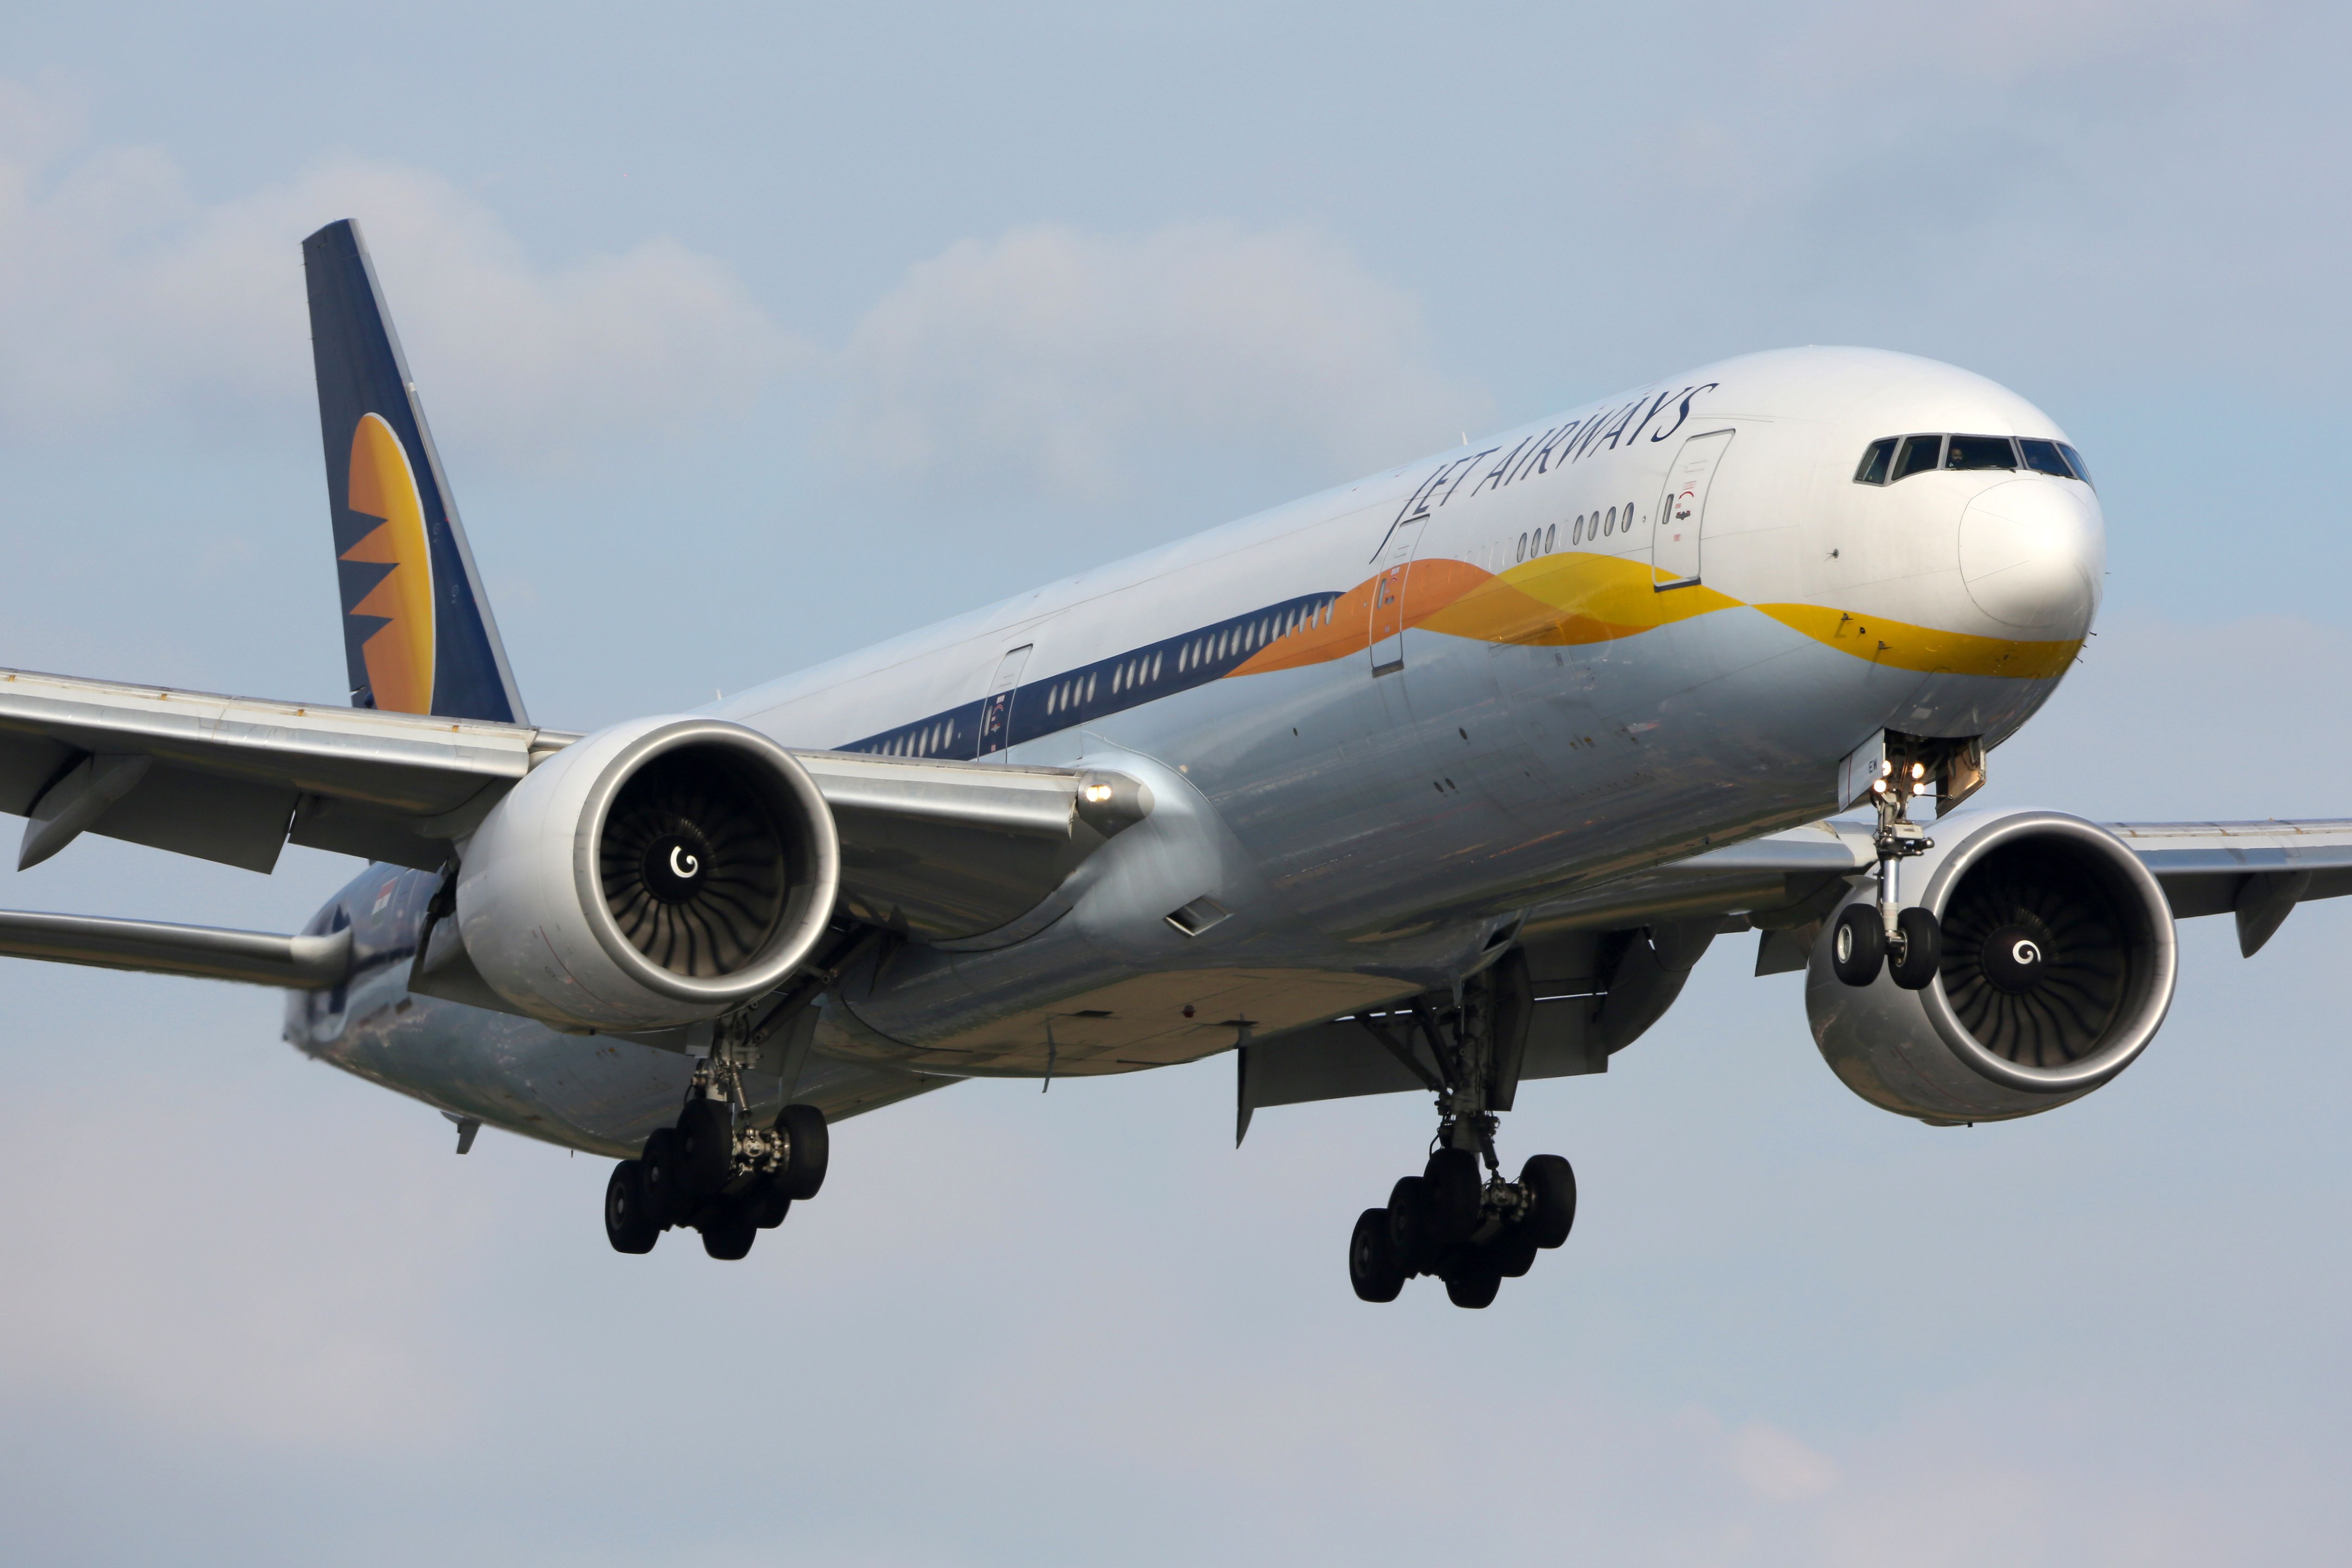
[603,1160,660,1254]
[1423,1148,1483,1246]
[1890,906,1942,990]
[1518,1154,1577,1248]
[1349,1208,1406,1302]
[1387,1176,1435,1272]
[750,1179,793,1230]
[677,1098,735,1199]
[775,1103,829,1200]
[1444,1269,1501,1309]
[639,1126,689,1226]
[701,1204,758,1261]
[1489,1233,1538,1279]
[1832,903,1886,986]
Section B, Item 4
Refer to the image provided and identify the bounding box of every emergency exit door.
[1653,429,1734,589]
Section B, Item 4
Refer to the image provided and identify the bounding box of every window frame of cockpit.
[1854,431,2093,488]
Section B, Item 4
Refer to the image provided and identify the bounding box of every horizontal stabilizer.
[0,909,352,988]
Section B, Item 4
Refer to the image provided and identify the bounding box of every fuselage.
[290,346,2105,1153]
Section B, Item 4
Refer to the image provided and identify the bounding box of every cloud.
[0,1063,475,1448]
[1729,1418,1842,1502]
[0,78,794,463]
[824,221,1487,500]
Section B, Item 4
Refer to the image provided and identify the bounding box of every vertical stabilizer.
[303,219,527,725]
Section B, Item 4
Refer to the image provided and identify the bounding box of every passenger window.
[1604,506,1617,536]
[1855,438,1896,484]
[1946,434,2018,471]
[1572,514,1584,544]
[2057,443,2093,487]
[2018,438,2071,477]
[1516,532,1527,563]
[1545,523,1556,552]
[1623,500,1636,530]
[1894,435,1944,480]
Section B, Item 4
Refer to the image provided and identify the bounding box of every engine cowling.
[1806,809,2177,1123]
[454,716,841,1032]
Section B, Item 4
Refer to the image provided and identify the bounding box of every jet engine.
[1806,809,2176,1124]
[453,717,840,1033]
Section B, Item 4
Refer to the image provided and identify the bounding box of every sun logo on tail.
[340,413,437,714]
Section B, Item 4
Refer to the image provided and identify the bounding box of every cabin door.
[1367,517,1428,675]
[974,643,1032,758]
[1653,429,1734,589]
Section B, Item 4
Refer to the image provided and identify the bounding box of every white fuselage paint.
[290,347,2105,1153]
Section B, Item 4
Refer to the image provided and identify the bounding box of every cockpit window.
[2018,438,2072,478]
[1894,434,1944,481]
[1854,438,1896,485]
[1859,432,2095,488]
[1944,434,2018,471]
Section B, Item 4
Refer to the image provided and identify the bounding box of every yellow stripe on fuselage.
[1228,550,2079,681]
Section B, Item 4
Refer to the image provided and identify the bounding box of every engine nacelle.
[454,716,840,1032]
[1807,809,2177,1123]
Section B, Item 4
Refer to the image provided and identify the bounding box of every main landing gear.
[1345,967,1577,1309]
[1832,750,1943,990]
[604,1054,828,1260]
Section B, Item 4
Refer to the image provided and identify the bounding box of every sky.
[0,2,2348,1562]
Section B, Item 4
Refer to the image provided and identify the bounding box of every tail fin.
[302,219,527,726]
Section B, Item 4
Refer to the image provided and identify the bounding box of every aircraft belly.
[299,967,941,1156]
[817,966,1416,1078]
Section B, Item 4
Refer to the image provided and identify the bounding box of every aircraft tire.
[1518,1154,1577,1249]
[1387,1176,1435,1272]
[775,1103,829,1200]
[701,1205,758,1261]
[1833,904,1886,986]
[604,1160,660,1254]
[1444,1269,1502,1309]
[677,1099,735,1199]
[1349,1208,1406,1302]
[640,1127,689,1227]
[1423,1148,1483,1246]
[1890,907,1942,990]
[750,1180,793,1230]
[1489,1233,1538,1279]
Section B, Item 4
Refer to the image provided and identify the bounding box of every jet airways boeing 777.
[1,220,2338,1307]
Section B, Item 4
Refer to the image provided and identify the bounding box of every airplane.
[0,218,2342,1309]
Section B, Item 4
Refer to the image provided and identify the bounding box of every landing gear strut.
[603,1014,829,1259]
[1833,749,1943,990]
[1346,963,1577,1309]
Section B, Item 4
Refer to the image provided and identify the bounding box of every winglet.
[302,219,528,725]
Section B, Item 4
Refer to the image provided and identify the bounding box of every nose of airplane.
[1958,479,2103,637]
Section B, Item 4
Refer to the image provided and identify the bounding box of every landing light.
[1083,783,1115,803]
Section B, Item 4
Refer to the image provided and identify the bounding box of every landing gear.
[1346,963,1580,1308]
[604,1159,660,1253]
[1834,748,1944,990]
[602,1037,831,1258]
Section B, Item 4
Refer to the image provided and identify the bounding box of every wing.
[1515,815,2352,954]
[0,665,1129,958]
[1236,815,2352,1125]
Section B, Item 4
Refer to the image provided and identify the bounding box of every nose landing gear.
[1346,971,1578,1309]
[1833,751,1943,990]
